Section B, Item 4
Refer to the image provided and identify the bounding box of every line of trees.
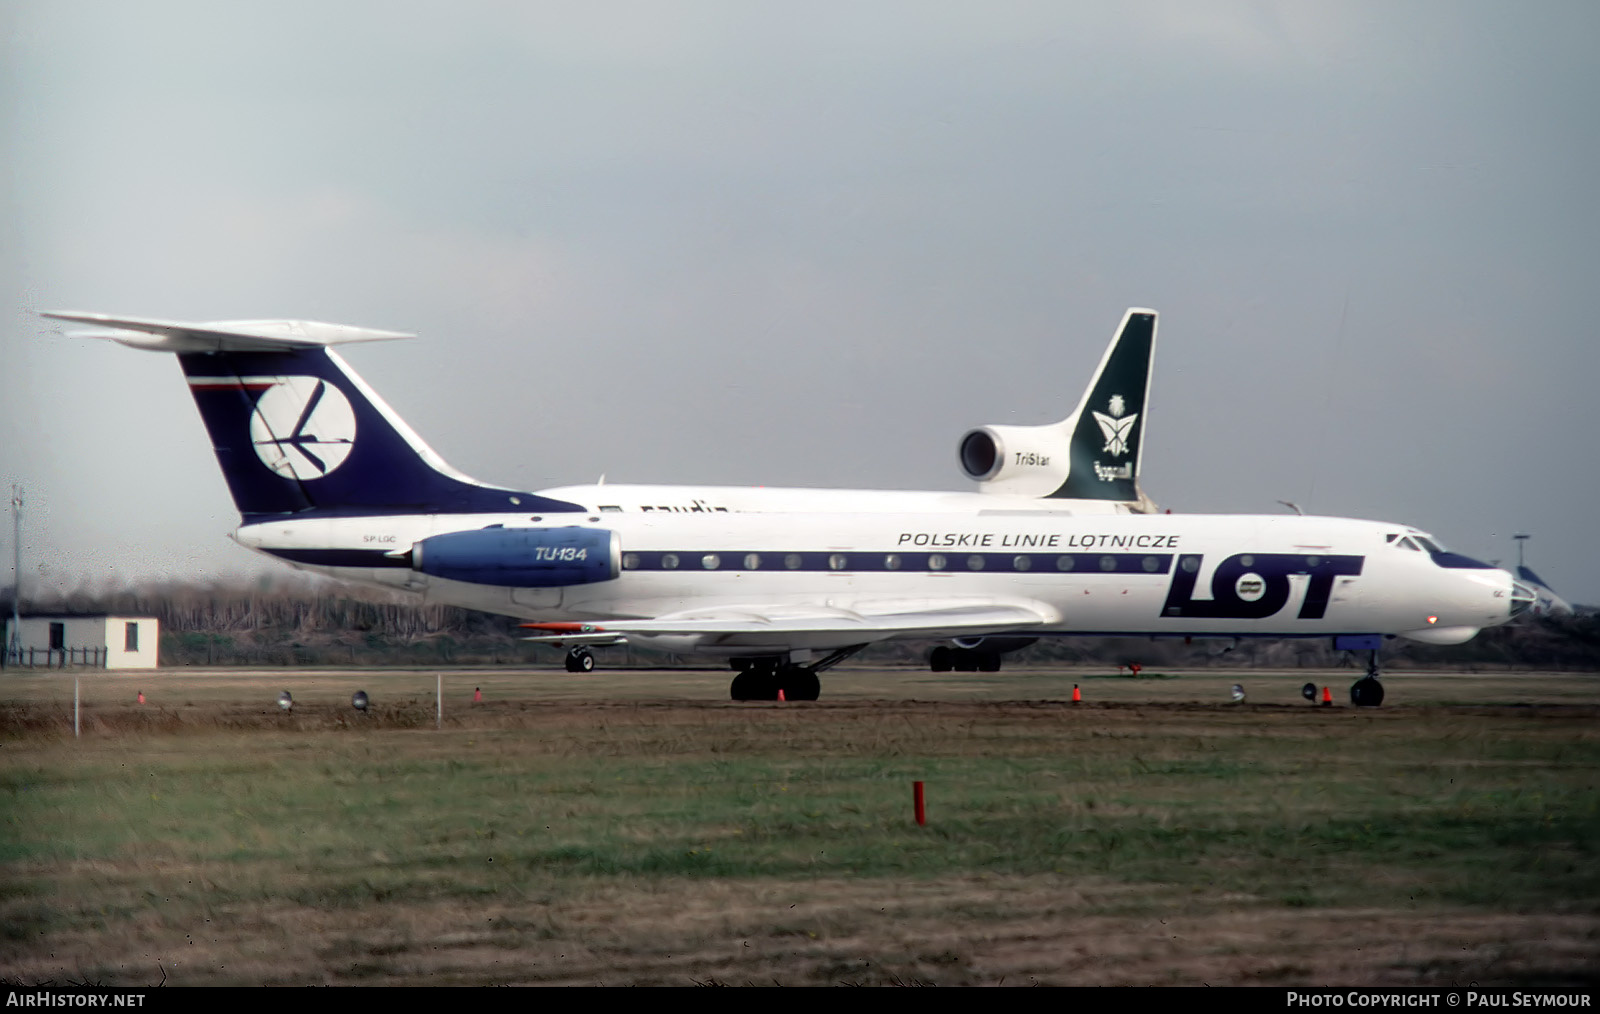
[3,578,1596,670]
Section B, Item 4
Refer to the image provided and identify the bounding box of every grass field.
[2,665,1597,986]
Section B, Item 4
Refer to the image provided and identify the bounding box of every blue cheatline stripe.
[263,547,1176,576]
[622,551,1174,575]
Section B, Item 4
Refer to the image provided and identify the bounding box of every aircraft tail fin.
[44,312,583,520]
[957,308,1157,502]
[1049,308,1157,500]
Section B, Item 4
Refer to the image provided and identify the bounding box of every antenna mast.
[6,485,20,667]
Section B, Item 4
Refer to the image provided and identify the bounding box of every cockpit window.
[1398,537,1422,551]
[1415,536,1445,553]
[1385,533,1399,543]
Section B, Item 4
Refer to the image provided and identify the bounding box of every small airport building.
[4,615,160,669]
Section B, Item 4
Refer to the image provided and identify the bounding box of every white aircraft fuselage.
[236,509,1524,656]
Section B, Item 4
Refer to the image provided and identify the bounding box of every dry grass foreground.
[2,667,1598,987]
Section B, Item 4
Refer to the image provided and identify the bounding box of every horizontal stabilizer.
[40,311,413,353]
[44,309,582,520]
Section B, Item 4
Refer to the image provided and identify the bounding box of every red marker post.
[913,781,926,826]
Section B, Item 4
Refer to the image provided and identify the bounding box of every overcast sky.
[4,1,1598,606]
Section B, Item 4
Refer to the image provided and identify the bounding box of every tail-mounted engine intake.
[958,424,1076,497]
[411,526,620,588]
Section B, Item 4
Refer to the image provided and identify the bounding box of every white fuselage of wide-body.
[234,510,1520,649]
[532,484,1137,515]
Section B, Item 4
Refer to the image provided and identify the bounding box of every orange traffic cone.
[1071,684,1081,704]
[473,687,482,703]
[1321,686,1333,707]
[137,691,144,704]
[778,689,786,702]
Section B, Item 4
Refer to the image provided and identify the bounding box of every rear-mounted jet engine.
[411,526,620,587]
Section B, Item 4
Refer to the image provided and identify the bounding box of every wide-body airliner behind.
[42,310,1535,705]
[535,306,1162,517]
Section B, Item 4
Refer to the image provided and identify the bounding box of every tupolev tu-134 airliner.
[42,309,1535,706]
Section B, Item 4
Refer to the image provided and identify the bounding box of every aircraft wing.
[518,630,629,647]
[521,599,1054,649]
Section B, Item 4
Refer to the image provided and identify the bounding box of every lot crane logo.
[1092,393,1138,457]
[248,376,357,479]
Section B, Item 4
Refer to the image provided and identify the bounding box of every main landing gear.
[564,648,596,673]
[727,645,866,702]
[928,645,1002,673]
[1350,650,1385,707]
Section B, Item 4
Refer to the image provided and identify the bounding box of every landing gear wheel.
[1350,676,1385,707]
[930,646,953,672]
[977,651,1002,673]
[778,665,821,702]
[731,667,778,702]
[565,648,595,673]
[729,644,861,702]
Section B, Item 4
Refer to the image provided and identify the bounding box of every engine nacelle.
[412,526,620,588]
[958,424,1075,498]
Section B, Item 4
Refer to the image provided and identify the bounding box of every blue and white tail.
[42,312,584,521]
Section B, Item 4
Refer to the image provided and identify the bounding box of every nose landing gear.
[1350,650,1385,707]
[564,648,596,673]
